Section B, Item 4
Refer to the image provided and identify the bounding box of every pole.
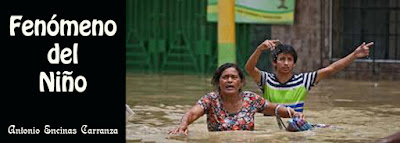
[218,0,236,66]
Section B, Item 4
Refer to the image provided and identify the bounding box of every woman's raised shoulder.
[204,91,219,99]
[241,91,261,97]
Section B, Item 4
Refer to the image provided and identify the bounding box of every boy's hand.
[257,39,281,51]
[354,42,374,58]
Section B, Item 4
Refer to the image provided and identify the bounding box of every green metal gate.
[126,0,271,74]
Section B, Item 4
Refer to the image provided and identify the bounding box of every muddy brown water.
[126,74,400,143]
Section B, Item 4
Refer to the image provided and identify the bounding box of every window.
[332,0,400,61]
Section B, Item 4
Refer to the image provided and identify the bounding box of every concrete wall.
[271,0,400,81]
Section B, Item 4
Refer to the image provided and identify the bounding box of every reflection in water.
[126,74,400,143]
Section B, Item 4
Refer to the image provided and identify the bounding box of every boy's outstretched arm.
[315,42,374,83]
[245,39,280,83]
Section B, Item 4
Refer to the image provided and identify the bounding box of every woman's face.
[219,67,243,95]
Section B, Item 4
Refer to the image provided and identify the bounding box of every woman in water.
[169,63,305,135]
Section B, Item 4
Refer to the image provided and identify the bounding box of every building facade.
[272,0,400,80]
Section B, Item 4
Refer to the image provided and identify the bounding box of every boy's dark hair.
[212,63,245,91]
[272,44,298,63]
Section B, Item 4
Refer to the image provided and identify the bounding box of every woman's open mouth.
[225,85,235,90]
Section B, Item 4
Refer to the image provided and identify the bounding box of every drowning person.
[169,63,305,135]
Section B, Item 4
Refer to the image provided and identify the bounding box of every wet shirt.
[197,91,268,131]
[258,71,317,112]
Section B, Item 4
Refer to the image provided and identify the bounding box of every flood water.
[126,74,400,143]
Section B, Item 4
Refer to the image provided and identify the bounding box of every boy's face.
[273,53,296,74]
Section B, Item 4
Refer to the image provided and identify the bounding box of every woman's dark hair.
[211,63,245,90]
[272,44,298,63]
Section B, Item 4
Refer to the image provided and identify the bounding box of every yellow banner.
[207,0,295,24]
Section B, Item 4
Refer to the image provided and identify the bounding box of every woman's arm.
[169,104,205,135]
[262,103,304,119]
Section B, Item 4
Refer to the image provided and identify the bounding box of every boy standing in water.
[245,40,373,112]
